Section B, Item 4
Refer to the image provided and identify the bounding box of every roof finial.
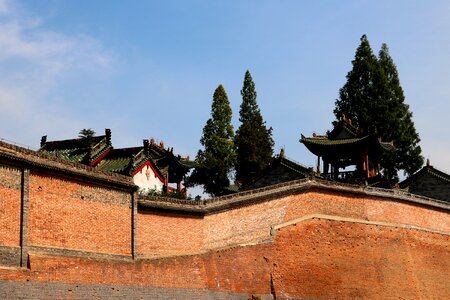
[280,148,285,158]
[143,139,149,155]
[426,158,430,167]
[105,129,111,145]
[40,135,47,148]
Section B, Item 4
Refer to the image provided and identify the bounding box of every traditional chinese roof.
[301,134,394,158]
[399,162,450,202]
[39,129,112,166]
[242,151,314,190]
[38,131,196,183]
[300,117,394,161]
[327,117,360,139]
[96,147,145,173]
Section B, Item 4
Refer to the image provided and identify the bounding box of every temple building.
[300,116,394,183]
[39,129,196,194]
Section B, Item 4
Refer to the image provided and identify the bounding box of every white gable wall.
[133,164,164,193]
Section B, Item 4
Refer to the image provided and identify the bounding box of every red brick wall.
[285,190,450,232]
[28,171,132,255]
[0,217,448,299]
[0,159,449,298]
[271,218,450,299]
[0,164,21,247]
[201,190,449,252]
[138,212,203,258]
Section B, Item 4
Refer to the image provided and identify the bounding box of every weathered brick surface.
[0,145,449,299]
[0,164,21,247]
[203,197,289,249]
[201,190,449,253]
[0,280,252,299]
[28,171,132,255]
[271,219,450,299]
[285,190,450,232]
[0,246,20,266]
[0,217,448,299]
[138,212,203,258]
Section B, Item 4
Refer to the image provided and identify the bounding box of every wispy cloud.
[0,0,112,147]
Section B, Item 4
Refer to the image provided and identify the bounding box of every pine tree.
[334,35,423,182]
[235,70,274,185]
[190,85,236,196]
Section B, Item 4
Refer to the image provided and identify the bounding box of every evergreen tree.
[334,35,423,182]
[378,44,423,177]
[235,70,274,185]
[190,85,236,196]
[334,35,388,131]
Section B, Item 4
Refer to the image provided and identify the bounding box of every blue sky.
[1,0,449,178]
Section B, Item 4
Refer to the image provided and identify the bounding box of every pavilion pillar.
[317,156,321,174]
[364,151,369,178]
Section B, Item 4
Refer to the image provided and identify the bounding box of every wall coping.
[138,178,450,214]
[0,140,136,191]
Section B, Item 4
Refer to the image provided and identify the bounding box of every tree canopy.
[190,84,236,196]
[334,35,423,182]
[235,70,274,185]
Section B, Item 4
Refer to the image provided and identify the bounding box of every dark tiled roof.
[399,164,450,202]
[327,119,360,139]
[241,154,313,191]
[39,132,195,181]
[400,165,450,187]
[40,135,111,164]
[301,135,368,146]
[95,147,142,174]
[0,140,135,189]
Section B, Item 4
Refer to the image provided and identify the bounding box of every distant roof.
[38,130,196,180]
[400,164,450,187]
[95,147,144,174]
[39,130,112,165]
[241,153,313,191]
[399,163,450,202]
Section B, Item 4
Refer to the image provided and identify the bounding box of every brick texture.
[0,217,448,299]
[28,172,132,255]
[0,152,449,299]
[138,212,203,258]
[271,219,450,299]
[0,280,252,300]
[0,164,21,247]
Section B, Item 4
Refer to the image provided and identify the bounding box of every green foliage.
[78,128,96,148]
[378,43,423,177]
[78,128,95,139]
[190,85,236,196]
[235,70,274,185]
[140,188,187,199]
[334,35,423,182]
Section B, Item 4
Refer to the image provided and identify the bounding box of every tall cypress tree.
[334,35,423,182]
[235,70,274,185]
[334,35,388,131]
[190,84,236,196]
[378,44,423,177]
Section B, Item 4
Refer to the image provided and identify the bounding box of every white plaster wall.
[133,165,164,192]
